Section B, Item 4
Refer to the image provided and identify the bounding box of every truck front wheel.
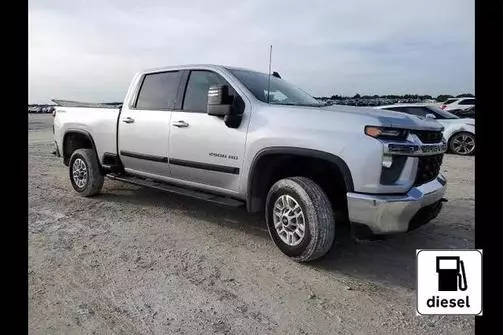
[265,177,335,262]
[69,149,104,197]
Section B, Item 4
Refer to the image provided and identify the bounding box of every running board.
[106,174,244,207]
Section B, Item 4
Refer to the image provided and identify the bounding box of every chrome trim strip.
[381,133,447,156]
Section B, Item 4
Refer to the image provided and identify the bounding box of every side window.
[135,71,181,110]
[459,99,475,105]
[183,70,233,112]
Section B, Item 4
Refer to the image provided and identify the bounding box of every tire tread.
[69,148,104,197]
[266,176,336,262]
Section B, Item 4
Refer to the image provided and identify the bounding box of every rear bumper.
[346,175,447,234]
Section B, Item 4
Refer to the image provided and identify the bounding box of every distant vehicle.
[53,64,447,262]
[377,103,475,156]
[440,97,475,111]
[450,106,475,119]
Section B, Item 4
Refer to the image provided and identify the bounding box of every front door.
[118,70,182,178]
[168,70,249,194]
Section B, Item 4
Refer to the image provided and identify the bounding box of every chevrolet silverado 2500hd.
[53,64,448,262]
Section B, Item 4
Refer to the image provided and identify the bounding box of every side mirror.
[207,85,232,116]
[425,113,436,119]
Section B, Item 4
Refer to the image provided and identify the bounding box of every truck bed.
[53,105,121,163]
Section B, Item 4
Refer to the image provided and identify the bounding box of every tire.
[265,177,335,262]
[69,148,104,197]
[449,132,475,156]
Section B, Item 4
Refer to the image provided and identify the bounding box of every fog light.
[382,155,393,168]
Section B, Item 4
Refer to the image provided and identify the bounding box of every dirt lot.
[29,114,474,334]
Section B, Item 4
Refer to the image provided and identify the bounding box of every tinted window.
[386,106,458,119]
[183,71,230,112]
[459,98,475,105]
[426,106,458,119]
[136,71,181,110]
[443,98,457,105]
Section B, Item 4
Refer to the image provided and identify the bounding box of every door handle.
[122,117,135,124]
[172,120,189,128]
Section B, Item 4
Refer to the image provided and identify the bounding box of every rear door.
[118,70,182,178]
[168,69,249,194]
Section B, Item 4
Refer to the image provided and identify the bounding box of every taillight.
[440,105,446,110]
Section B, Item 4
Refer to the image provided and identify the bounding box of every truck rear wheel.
[265,177,335,262]
[69,149,104,197]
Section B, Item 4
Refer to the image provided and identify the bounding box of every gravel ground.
[29,114,475,334]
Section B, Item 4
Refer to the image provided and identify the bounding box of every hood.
[458,118,475,125]
[321,105,444,131]
[437,117,474,125]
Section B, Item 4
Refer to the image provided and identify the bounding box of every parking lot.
[29,114,474,334]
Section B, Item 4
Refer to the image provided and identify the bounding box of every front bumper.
[346,174,447,234]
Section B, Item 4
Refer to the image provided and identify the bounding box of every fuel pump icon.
[436,256,467,291]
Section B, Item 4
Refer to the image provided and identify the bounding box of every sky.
[29,0,474,104]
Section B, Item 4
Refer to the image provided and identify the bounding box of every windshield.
[228,69,322,107]
[427,106,459,119]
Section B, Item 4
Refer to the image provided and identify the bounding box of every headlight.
[365,126,408,140]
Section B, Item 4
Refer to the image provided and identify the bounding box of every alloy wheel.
[451,134,475,155]
[273,195,306,246]
[72,158,88,188]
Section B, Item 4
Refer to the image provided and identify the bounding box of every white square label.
[416,249,482,315]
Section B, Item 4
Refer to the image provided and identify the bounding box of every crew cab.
[53,64,448,262]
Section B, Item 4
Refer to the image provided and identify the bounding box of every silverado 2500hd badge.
[209,152,238,160]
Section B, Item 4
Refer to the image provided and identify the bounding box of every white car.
[440,97,475,111]
[377,104,475,155]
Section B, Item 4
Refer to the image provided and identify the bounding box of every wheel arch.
[246,147,354,213]
[62,129,101,168]
[448,130,475,141]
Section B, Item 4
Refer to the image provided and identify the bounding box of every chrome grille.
[411,130,443,144]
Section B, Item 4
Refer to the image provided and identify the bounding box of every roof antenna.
[267,45,272,103]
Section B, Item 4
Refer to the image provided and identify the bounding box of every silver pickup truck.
[53,64,447,262]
